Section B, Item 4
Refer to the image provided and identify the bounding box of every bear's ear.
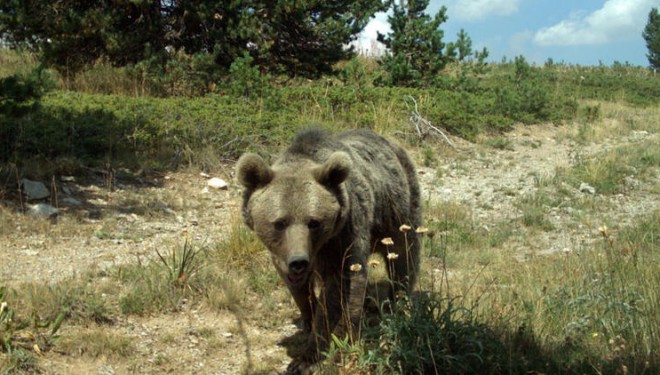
[236,153,274,190]
[313,151,352,187]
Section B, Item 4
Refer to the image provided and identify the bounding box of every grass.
[337,209,658,374]
[353,294,508,374]
[58,328,135,358]
[515,190,557,231]
[483,211,659,374]
[557,139,660,195]
[482,136,515,151]
[0,50,36,78]
[425,201,513,252]
[0,349,38,374]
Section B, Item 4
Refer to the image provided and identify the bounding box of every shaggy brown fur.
[236,129,422,373]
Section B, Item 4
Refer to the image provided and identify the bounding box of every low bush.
[360,293,508,374]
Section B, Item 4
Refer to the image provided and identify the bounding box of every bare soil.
[1,119,658,374]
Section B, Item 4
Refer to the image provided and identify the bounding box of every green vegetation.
[58,330,134,359]
[557,139,660,195]
[1,285,66,373]
[643,7,660,69]
[0,0,386,78]
[516,190,557,231]
[377,0,451,86]
[117,248,198,316]
[483,136,514,151]
[488,211,659,374]
[359,294,507,374]
[1,49,657,174]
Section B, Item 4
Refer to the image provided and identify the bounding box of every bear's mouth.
[287,272,308,286]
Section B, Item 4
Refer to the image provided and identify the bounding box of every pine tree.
[0,0,386,78]
[0,0,166,77]
[643,7,660,69]
[377,0,450,86]
[451,29,473,62]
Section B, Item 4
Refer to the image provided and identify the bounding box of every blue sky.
[357,0,659,67]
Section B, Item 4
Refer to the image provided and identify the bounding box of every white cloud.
[447,0,520,21]
[359,14,391,43]
[533,0,657,46]
[353,13,391,55]
[354,0,521,54]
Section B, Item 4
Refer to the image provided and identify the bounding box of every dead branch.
[404,96,456,149]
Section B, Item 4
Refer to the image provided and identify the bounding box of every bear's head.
[236,152,351,286]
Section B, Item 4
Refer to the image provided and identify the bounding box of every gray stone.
[21,179,50,200]
[207,177,228,189]
[97,364,115,375]
[28,203,58,219]
[154,200,176,215]
[579,182,596,195]
[61,197,83,207]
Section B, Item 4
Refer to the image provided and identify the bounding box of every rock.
[61,197,83,207]
[154,200,176,215]
[21,179,50,200]
[28,203,58,219]
[207,177,228,189]
[97,364,115,375]
[623,175,640,190]
[579,182,596,195]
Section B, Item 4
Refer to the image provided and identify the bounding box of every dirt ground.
[1,116,659,374]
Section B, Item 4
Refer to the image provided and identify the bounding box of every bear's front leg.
[343,266,368,338]
[285,274,341,374]
[288,280,316,333]
[288,266,368,374]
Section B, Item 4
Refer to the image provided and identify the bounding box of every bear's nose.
[288,254,310,275]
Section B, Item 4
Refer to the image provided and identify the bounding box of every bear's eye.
[273,219,288,231]
[307,219,321,230]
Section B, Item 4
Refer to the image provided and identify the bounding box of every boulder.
[579,182,596,195]
[207,177,228,190]
[28,203,58,219]
[21,179,50,200]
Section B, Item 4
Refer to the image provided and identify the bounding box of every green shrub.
[6,60,657,171]
[0,66,55,161]
[360,293,507,374]
[225,52,273,100]
[117,242,202,316]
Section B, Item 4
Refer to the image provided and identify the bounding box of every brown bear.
[236,129,421,373]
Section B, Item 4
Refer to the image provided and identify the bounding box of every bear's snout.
[288,254,310,275]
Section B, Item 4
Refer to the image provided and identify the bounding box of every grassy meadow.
[1,49,659,374]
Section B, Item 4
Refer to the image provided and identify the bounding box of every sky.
[356,0,659,67]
